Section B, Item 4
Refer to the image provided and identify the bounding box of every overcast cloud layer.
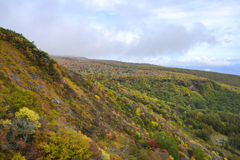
[0,0,240,75]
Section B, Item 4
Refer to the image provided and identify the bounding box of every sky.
[1,0,240,75]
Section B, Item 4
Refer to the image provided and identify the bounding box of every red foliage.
[147,139,158,148]
[19,143,42,160]
[16,139,25,149]
[0,134,7,142]
[161,149,169,156]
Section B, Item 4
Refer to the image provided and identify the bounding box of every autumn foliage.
[0,27,238,160]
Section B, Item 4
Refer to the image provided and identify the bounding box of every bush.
[153,132,179,160]
[3,88,42,114]
[88,140,102,159]
[12,152,26,160]
[147,139,157,148]
[193,148,206,160]
[39,128,92,160]
[212,146,223,157]
[97,141,106,150]
[167,145,179,160]
[14,107,41,142]
[138,140,147,148]
[137,150,160,160]
[131,144,140,156]
[110,153,123,160]
[134,131,140,139]
[177,144,186,152]
[187,148,194,157]
[101,150,110,160]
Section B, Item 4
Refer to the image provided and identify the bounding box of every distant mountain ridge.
[98,59,240,87]
[54,56,240,87]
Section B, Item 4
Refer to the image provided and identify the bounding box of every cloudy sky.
[1,0,240,75]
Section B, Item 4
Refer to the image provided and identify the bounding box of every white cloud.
[139,57,233,67]
[0,0,240,74]
[79,0,128,8]
[191,57,231,67]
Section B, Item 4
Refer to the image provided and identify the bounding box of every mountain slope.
[0,27,239,160]
[75,59,240,87]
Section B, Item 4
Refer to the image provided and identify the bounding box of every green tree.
[153,132,179,159]
[193,148,206,160]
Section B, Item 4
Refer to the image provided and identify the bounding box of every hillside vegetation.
[93,60,240,87]
[0,27,240,160]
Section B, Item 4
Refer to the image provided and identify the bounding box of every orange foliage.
[106,132,113,139]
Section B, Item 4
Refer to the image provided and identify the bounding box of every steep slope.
[55,58,240,159]
[0,27,239,160]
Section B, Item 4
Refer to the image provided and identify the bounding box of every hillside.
[92,59,240,87]
[0,27,240,160]
[52,57,240,87]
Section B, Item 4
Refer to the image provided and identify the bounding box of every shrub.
[137,150,160,160]
[110,153,123,160]
[19,143,42,160]
[187,148,194,157]
[131,144,140,156]
[212,146,223,157]
[138,140,147,148]
[12,152,26,160]
[4,88,42,114]
[134,131,140,139]
[101,150,110,160]
[39,128,92,160]
[178,144,187,152]
[167,145,180,160]
[147,139,157,148]
[14,107,41,142]
[153,132,179,160]
[193,148,206,160]
[97,141,106,150]
[88,140,102,159]
[179,151,187,158]
[169,155,174,160]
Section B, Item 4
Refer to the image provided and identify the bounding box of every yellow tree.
[14,107,41,142]
[39,128,92,160]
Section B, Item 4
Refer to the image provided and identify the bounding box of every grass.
[211,132,228,145]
